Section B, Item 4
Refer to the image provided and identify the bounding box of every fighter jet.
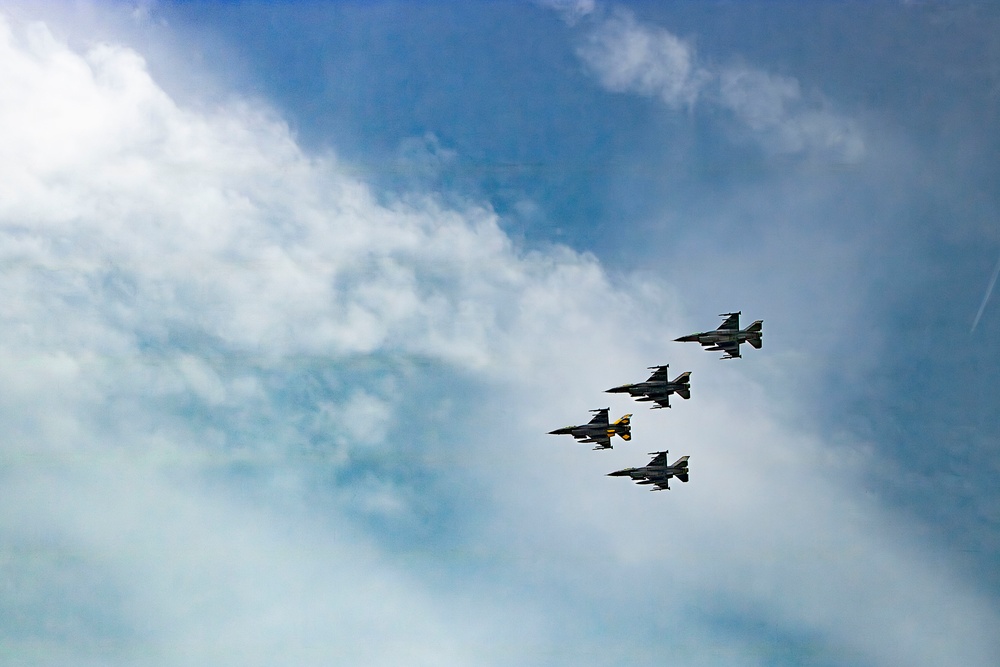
[548,408,632,450]
[674,311,762,359]
[607,451,690,491]
[606,364,691,409]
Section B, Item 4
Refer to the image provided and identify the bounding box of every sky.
[0,1,998,665]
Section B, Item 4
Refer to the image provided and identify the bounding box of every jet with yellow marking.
[548,408,632,450]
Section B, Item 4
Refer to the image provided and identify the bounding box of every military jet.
[607,451,690,491]
[606,364,691,409]
[548,408,632,450]
[674,311,762,359]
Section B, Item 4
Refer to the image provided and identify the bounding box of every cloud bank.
[0,9,995,667]
[0,14,598,664]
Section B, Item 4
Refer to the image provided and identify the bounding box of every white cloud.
[129,0,158,25]
[718,65,866,160]
[574,7,865,161]
[537,0,596,25]
[0,10,995,667]
[577,9,707,109]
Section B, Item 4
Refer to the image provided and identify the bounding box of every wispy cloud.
[572,7,865,161]
[717,65,866,160]
[576,9,708,109]
[537,0,596,25]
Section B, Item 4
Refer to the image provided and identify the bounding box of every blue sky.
[1,1,998,665]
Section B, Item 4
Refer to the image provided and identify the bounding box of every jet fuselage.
[678,330,747,344]
[607,381,677,395]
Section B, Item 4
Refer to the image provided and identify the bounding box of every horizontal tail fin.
[745,320,763,350]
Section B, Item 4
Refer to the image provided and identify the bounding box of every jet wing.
[645,451,669,467]
[644,365,671,383]
[718,312,740,331]
[588,431,613,450]
[587,408,610,426]
[644,393,672,409]
[716,340,741,358]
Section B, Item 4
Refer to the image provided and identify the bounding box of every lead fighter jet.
[548,408,632,450]
[674,311,763,359]
[606,364,691,409]
[607,451,690,491]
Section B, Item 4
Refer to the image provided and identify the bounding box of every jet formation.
[674,311,763,359]
[607,451,689,491]
[548,311,763,492]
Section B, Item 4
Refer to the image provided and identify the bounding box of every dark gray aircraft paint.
[606,364,692,409]
[608,451,690,491]
[675,311,762,359]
